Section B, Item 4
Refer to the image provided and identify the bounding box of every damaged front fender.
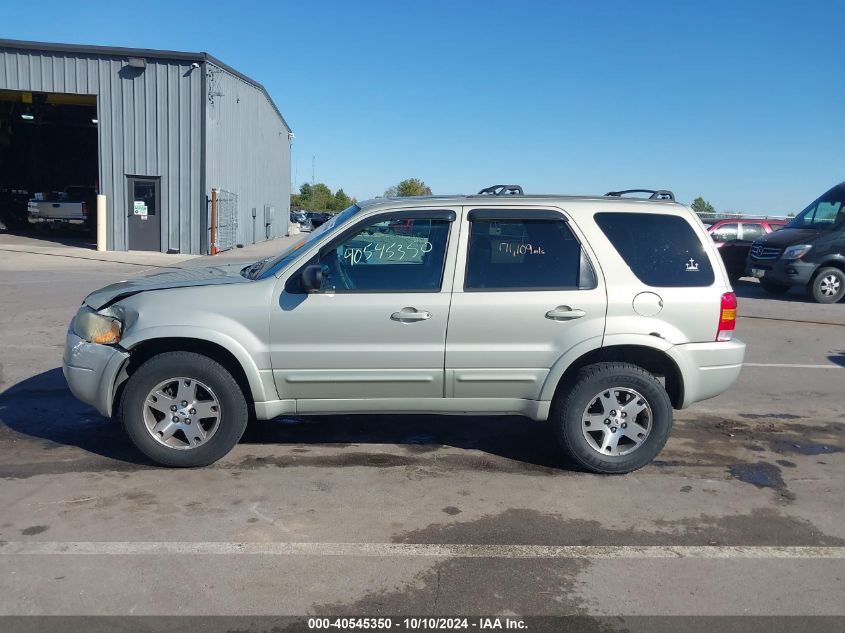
[62,330,129,418]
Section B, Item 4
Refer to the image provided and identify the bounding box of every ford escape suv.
[63,186,745,473]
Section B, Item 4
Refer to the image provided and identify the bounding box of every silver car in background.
[63,187,745,473]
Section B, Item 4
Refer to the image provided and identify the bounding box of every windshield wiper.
[242,257,271,280]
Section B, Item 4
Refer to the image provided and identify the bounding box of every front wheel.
[551,362,673,474]
[118,351,249,467]
[808,267,845,304]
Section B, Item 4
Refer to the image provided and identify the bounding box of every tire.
[759,279,791,295]
[551,362,673,474]
[807,267,845,304]
[117,351,249,467]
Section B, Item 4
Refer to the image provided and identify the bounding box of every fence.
[697,212,790,223]
[211,188,238,254]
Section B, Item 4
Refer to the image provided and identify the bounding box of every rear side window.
[465,217,595,290]
[595,212,715,287]
[741,223,765,240]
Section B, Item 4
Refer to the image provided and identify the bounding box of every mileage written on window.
[497,241,546,258]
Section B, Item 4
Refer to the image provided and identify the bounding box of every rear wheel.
[808,267,845,304]
[118,351,249,467]
[759,279,791,295]
[551,362,673,474]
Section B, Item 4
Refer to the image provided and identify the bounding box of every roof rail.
[478,184,524,196]
[605,189,675,202]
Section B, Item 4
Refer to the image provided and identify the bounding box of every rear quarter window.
[595,212,715,287]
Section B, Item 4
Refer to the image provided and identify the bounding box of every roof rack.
[604,189,675,202]
[478,184,524,196]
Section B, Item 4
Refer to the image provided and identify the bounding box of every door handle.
[545,306,586,321]
[391,307,432,322]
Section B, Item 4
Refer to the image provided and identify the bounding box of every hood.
[84,262,253,309]
[755,227,824,248]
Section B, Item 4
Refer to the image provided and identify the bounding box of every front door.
[270,209,459,409]
[127,177,161,251]
[446,207,607,401]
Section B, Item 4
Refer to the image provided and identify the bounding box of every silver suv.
[63,186,745,473]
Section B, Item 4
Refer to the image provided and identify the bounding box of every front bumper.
[62,330,129,418]
[668,339,746,408]
[746,258,816,286]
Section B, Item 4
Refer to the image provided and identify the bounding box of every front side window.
[318,216,451,292]
[711,223,738,241]
[595,212,715,287]
[465,216,590,290]
[786,184,845,230]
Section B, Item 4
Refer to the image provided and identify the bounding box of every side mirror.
[301,264,322,293]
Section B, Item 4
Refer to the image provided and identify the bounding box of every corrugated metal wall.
[0,48,203,253]
[205,62,290,248]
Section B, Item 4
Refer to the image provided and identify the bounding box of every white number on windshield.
[343,239,432,266]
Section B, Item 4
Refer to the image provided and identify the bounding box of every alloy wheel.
[142,377,221,450]
[819,274,841,297]
[581,387,652,456]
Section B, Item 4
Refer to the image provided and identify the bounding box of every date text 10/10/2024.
[307,616,528,630]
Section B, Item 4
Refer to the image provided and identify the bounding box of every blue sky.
[3,0,843,214]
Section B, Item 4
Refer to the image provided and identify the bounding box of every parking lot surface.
[0,233,843,626]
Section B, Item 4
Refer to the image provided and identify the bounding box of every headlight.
[73,306,122,345]
[781,244,812,260]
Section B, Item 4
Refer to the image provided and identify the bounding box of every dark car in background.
[0,187,31,230]
[746,182,845,303]
[705,218,787,281]
[306,211,332,228]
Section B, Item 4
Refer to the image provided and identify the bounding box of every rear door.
[445,207,607,401]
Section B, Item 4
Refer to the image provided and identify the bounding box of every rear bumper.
[668,340,745,408]
[62,330,129,417]
[746,258,816,286]
[28,215,86,225]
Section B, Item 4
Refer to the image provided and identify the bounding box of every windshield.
[785,184,845,230]
[244,205,362,279]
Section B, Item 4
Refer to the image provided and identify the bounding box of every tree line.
[691,196,794,218]
[291,183,355,213]
[291,178,433,213]
[293,185,788,219]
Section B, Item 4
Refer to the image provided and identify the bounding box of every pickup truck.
[27,186,96,229]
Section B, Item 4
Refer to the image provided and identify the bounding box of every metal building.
[0,38,291,253]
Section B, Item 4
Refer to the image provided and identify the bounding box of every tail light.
[82,202,89,217]
[716,292,737,341]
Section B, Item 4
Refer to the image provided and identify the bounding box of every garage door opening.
[0,89,98,247]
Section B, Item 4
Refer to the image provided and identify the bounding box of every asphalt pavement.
[0,231,843,630]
